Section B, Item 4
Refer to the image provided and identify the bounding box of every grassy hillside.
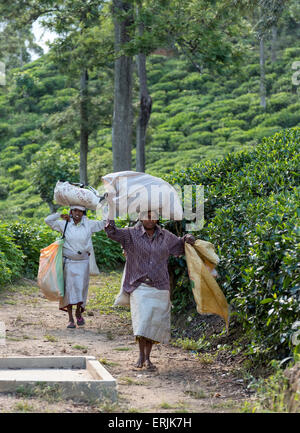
[145,47,300,175]
[0,35,299,219]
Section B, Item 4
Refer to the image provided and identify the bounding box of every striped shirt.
[105,220,187,293]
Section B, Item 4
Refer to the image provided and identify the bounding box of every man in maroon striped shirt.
[105,210,195,369]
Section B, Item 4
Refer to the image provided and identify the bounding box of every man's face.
[71,208,84,223]
[141,211,158,230]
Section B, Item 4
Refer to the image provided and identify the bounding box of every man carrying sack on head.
[105,210,195,370]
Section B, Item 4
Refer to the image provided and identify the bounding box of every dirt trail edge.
[0,277,251,413]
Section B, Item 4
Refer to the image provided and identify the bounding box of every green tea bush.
[214,127,236,139]
[261,110,300,128]
[165,128,300,362]
[229,129,250,143]
[268,92,292,112]
[182,72,206,90]
[244,63,260,78]
[208,190,299,359]
[92,231,125,270]
[7,221,56,279]
[0,223,24,285]
[282,46,300,59]
[273,75,293,93]
[1,219,125,282]
[190,120,219,133]
[197,131,216,146]
[251,113,268,127]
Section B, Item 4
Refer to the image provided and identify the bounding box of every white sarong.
[130,283,171,344]
[59,249,90,312]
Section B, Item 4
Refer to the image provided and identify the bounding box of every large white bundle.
[54,181,100,210]
[98,171,183,220]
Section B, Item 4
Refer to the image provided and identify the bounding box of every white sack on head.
[54,181,100,210]
[98,171,183,220]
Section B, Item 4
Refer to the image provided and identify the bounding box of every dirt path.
[0,277,251,413]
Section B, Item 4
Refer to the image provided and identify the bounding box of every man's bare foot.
[135,355,145,368]
[145,359,156,370]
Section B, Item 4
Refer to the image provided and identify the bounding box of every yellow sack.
[185,240,229,331]
[37,239,65,301]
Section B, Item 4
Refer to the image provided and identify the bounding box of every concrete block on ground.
[0,356,117,402]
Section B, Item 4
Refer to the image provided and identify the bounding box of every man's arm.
[105,220,131,249]
[45,213,65,233]
[89,219,106,233]
[167,231,195,257]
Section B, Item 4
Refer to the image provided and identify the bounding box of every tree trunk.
[259,36,266,110]
[48,201,59,213]
[136,12,152,173]
[112,0,133,172]
[80,68,89,185]
[271,24,277,63]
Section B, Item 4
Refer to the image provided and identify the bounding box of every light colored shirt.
[45,213,105,255]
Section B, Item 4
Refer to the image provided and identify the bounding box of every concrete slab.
[0,356,117,402]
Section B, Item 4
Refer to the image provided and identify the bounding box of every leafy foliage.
[92,231,125,270]
[0,12,299,217]
[31,144,80,210]
[7,221,56,279]
[165,128,300,361]
[0,216,125,285]
[0,223,24,285]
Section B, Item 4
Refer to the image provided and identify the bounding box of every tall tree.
[79,68,89,184]
[271,24,277,62]
[40,0,109,185]
[111,0,134,172]
[135,1,152,172]
[126,0,251,171]
[0,19,42,70]
[258,6,267,109]
[1,0,111,185]
[139,0,251,166]
[246,0,288,108]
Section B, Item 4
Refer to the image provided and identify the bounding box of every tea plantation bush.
[92,231,125,270]
[165,128,300,362]
[0,223,24,285]
[0,218,125,284]
[144,45,300,175]
[7,221,56,279]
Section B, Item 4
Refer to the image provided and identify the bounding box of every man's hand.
[184,234,195,245]
[105,219,115,228]
[61,214,71,222]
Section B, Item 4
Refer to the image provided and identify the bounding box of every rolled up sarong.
[130,283,171,344]
[59,249,90,312]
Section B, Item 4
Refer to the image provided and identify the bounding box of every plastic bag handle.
[62,220,69,239]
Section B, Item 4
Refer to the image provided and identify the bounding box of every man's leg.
[144,340,156,369]
[135,337,146,368]
[75,303,85,325]
[75,303,82,319]
[67,305,75,327]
